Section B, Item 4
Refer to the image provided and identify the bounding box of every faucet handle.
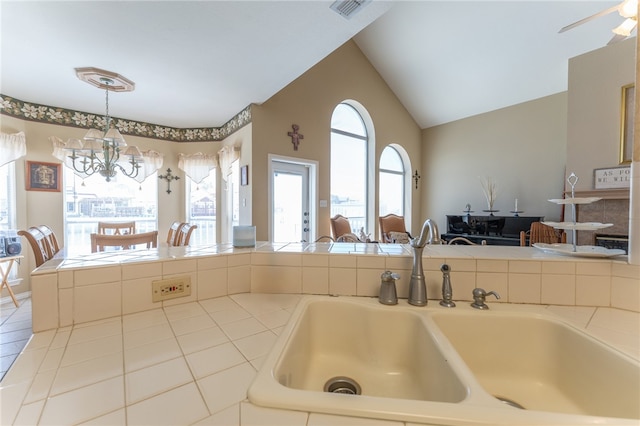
[471,288,500,310]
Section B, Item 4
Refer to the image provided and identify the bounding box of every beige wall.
[0,115,226,292]
[566,37,636,189]
[421,93,568,233]
[421,37,635,235]
[251,40,422,241]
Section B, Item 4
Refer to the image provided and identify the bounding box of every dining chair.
[91,230,158,252]
[447,236,487,245]
[174,223,197,246]
[520,222,566,246]
[330,214,354,241]
[36,225,61,258]
[166,221,186,245]
[18,225,61,267]
[379,214,411,243]
[98,221,136,235]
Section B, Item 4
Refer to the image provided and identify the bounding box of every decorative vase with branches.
[479,176,498,213]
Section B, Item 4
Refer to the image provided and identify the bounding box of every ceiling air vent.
[330,0,371,19]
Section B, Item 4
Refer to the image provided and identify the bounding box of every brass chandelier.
[64,67,142,182]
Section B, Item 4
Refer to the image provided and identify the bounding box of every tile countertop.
[1,293,638,426]
[33,241,631,273]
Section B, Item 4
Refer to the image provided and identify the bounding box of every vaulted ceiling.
[1,1,633,130]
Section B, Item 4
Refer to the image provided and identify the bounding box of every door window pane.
[273,171,303,242]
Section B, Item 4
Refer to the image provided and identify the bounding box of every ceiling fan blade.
[559,4,621,33]
[608,18,637,44]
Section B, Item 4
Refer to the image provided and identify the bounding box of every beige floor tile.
[197,362,255,414]
[78,408,126,425]
[219,317,267,340]
[123,322,174,350]
[122,309,168,333]
[176,326,229,355]
[163,302,207,321]
[186,342,246,379]
[126,382,209,426]
[39,376,125,425]
[208,307,252,325]
[50,351,123,396]
[169,313,217,336]
[60,334,122,367]
[192,404,240,425]
[240,401,308,425]
[67,318,121,346]
[125,357,193,404]
[233,330,277,361]
[124,337,182,373]
[198,296,240,313]
[309,413,404,425]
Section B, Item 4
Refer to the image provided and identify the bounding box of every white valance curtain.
[136,150,164,183]
[50,136,164,182]
[0,132,27,167]
[178,152,218,184]
[217,145,239,182]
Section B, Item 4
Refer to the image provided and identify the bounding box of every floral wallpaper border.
[0,94,251,142]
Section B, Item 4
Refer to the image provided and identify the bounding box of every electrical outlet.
[152,276,191,302]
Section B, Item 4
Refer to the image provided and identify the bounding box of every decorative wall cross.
[158,168,180,194]
[413,170,421,189]
[288,124,304,151]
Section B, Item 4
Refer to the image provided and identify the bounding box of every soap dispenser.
[379,271,399,305]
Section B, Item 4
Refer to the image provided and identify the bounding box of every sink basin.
[249,296,640,425]
[274,299,467,402]
[429,311,640,420]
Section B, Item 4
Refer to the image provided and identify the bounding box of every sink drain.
[324,376,361,395]
[495,395,525,410]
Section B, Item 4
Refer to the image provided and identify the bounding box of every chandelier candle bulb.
[515,198,518,211]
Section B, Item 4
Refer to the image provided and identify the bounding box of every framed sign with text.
[594,166,630,189]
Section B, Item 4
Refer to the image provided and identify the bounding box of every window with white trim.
[379,145,406,217]
[330,103,369,232]
[186,169,216,245]
[63,167,158,255]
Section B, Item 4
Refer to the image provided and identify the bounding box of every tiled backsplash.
[577,198,630,245]
[29,243,640,332]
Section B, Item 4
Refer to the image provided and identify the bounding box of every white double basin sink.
[248,296,639,425]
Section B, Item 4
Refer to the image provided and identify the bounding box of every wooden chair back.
[379,214,410,243]
[91,230,158,253]
[98,221,136,235]
[36,225,61,258]
[520,222,566,246]
[175,223,197,246]
[18,225,61,267]
[330,215,353,240]
[166,221,186,245]
[447,236,487,245]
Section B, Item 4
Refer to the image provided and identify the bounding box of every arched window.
[379,145,406,217]
[330,103,369,233]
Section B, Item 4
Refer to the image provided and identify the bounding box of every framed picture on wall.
[619,83,634,164]
[26,161,61,192]
[241,165,249,186]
